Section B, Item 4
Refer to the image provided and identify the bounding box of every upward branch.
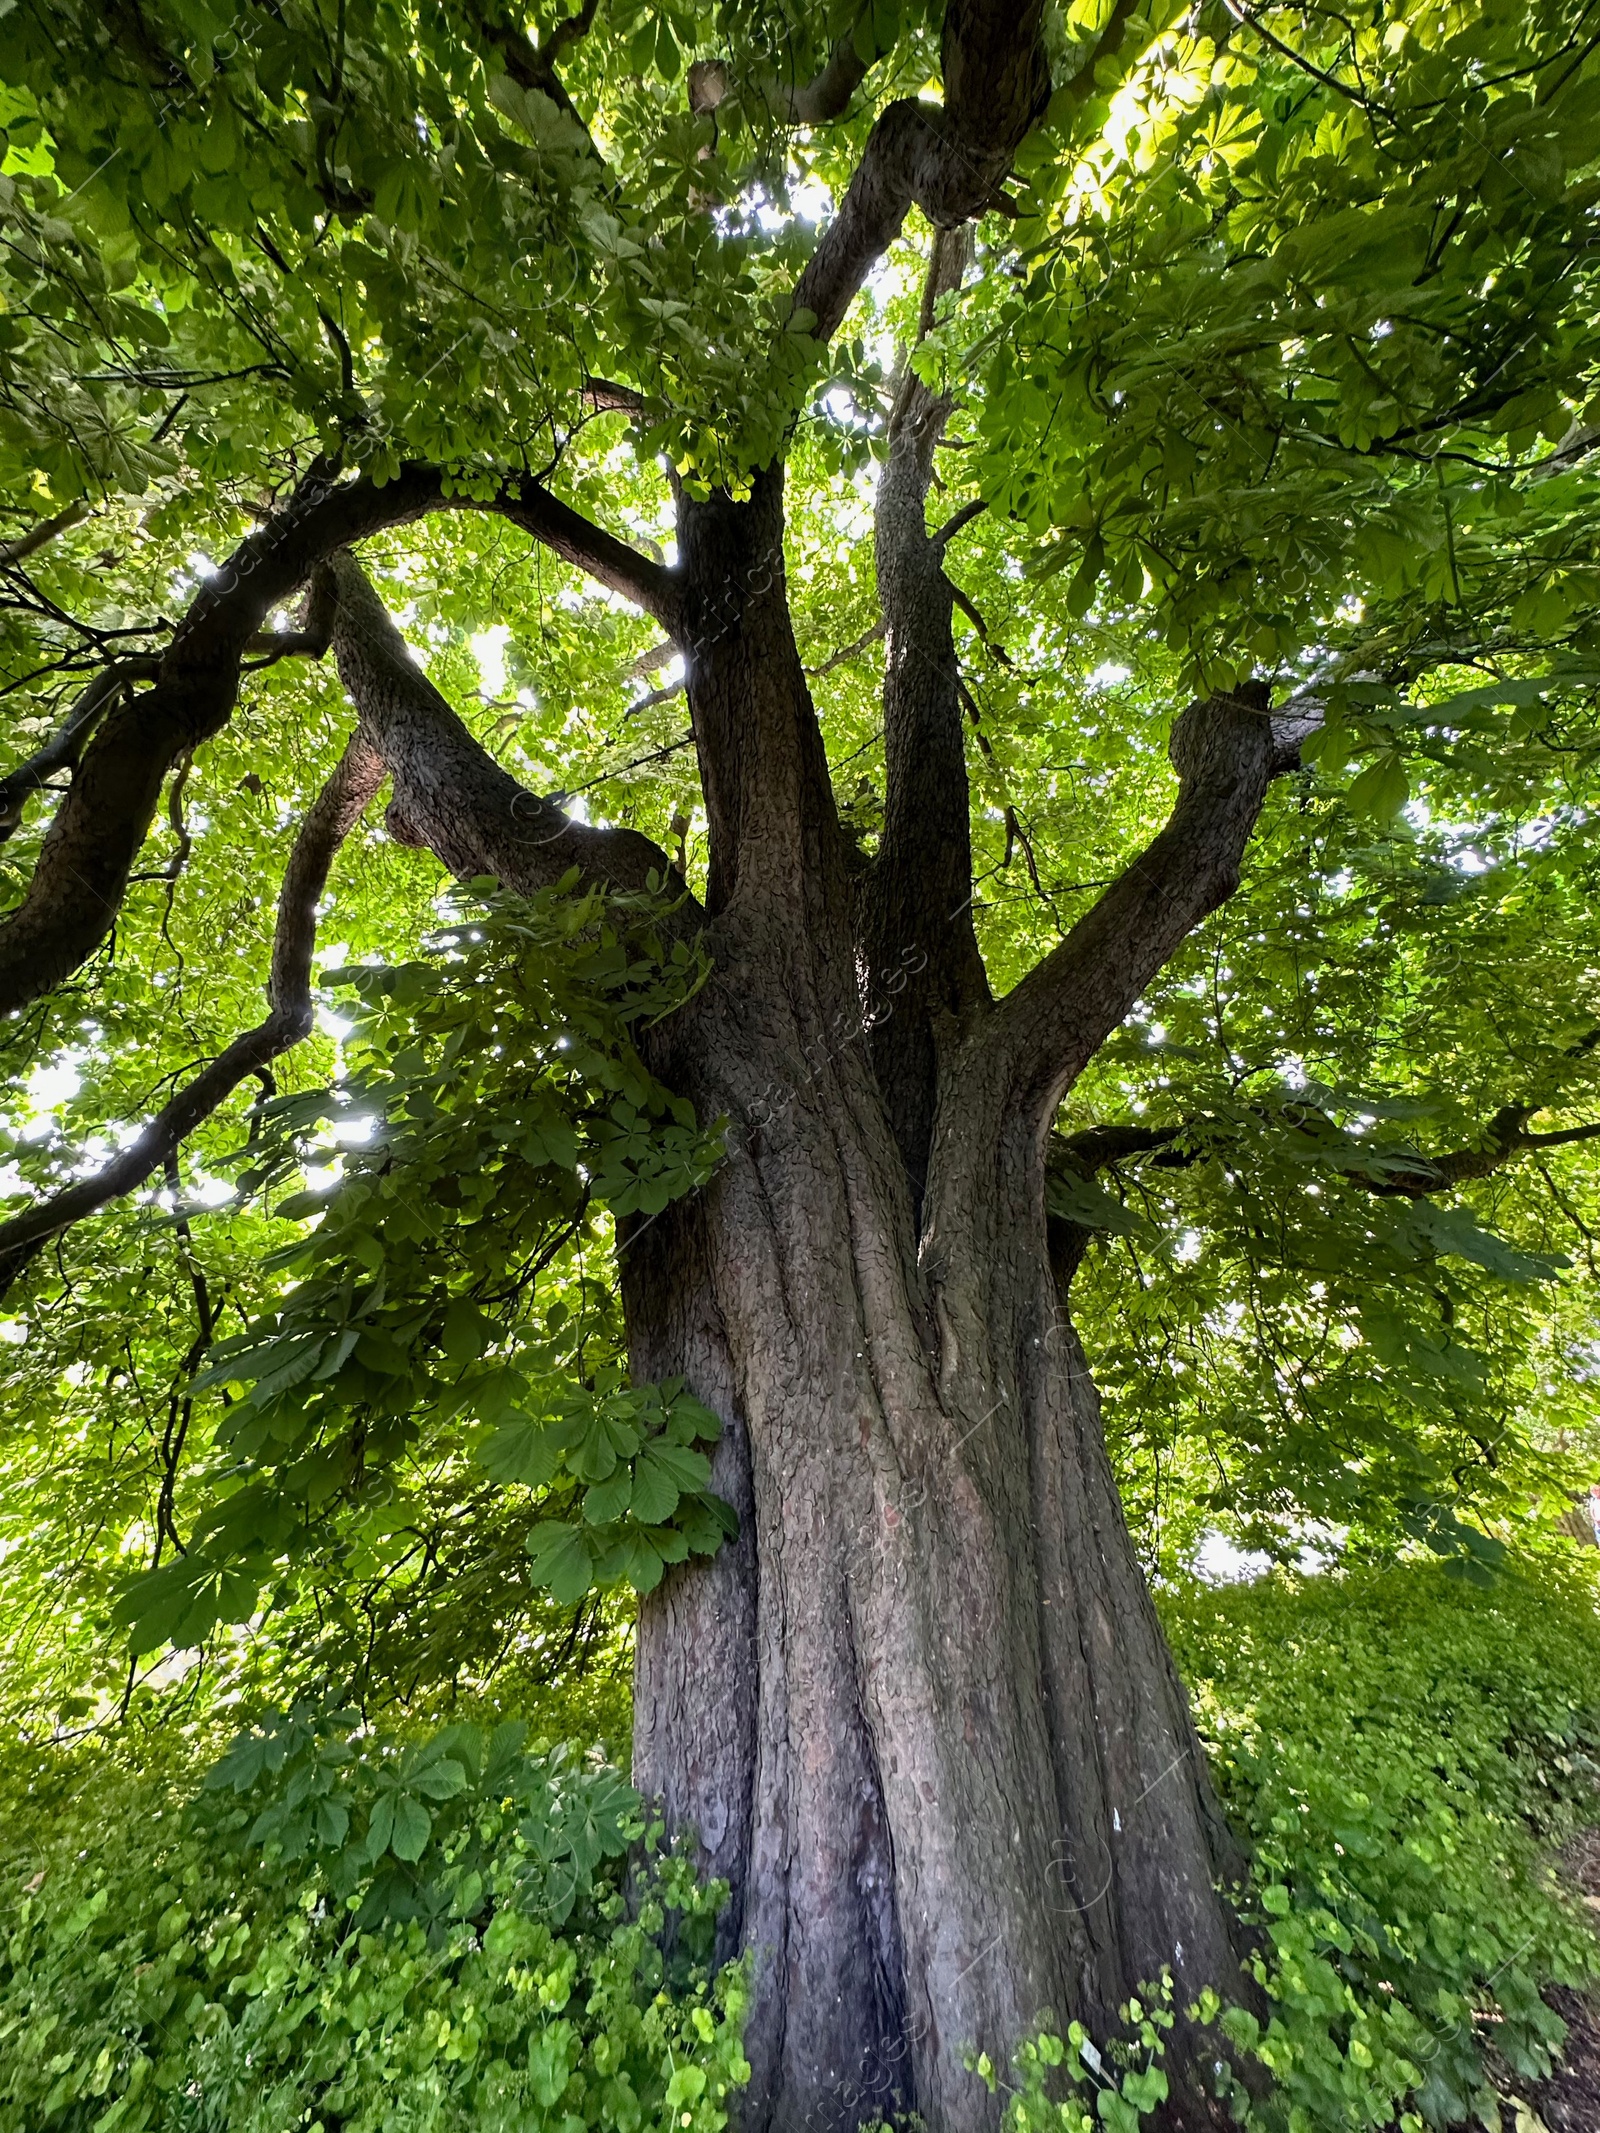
[793,0,1141,345]
[464,0,606,155]
[978,688,1305,1133]
[0,661,153,845]
[864,225,988,1202]
[323,550,685,906]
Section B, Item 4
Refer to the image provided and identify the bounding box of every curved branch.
[765,34,872,123]
[0,733,384,1302]
[1362,1099,1600,1197]
[323,549,689,908]
[0,461,447,1021]
[0,460,675,1021]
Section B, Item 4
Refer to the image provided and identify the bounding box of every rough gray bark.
[323,549,681,902]
[615,475,1278,2133]
[0,512,1286,2133]
[303,523,1271,2132]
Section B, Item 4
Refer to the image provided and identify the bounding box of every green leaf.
[1046,1168,1150,1237]
[525,1522,595,1603]
[476,1416,560,1487]
[583,1467,632,1523]
[528,2021,577,2109]
[388,1794,433,1861]
[1346,752,1409,820]
[441,1297,490,1369]
[630,1438,710,1525]
[1407,1203,1565,1284]
[1067,533,1105,617]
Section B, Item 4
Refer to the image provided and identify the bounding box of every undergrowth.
[4,1560,1599,2133]
[0,1708,746,2133]
[1173,1559,1600,2130]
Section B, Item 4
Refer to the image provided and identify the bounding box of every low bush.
[9,1561,1600,2133]
[0,1708,748,2133]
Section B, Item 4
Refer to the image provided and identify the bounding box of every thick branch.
[864,224,988,1201]
[0,462,674,1021]
[1359,1103,1600,1196]
[1055,1080,1600,1202]
[792,0,1143,346]
[983,689,1285,1128]
[584,379,650,418]
[492,475,682,634]
[764,34,871,123]
[467,0,603,147]
[933,497,986,550]
[324,549,686,906]
[0,662,154,846]
[0,733,383,1302]
[1057,1122,1183,1176]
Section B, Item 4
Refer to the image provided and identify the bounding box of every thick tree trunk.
[621,483,1250,2133]
[627,958,1245,2133]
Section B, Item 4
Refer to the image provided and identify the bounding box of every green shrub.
[1166,1560,1600,2130]
[0,1708,748,2133]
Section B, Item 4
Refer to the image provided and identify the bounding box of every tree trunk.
[627,960,1245,2133]
[622,482,1251,2133]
